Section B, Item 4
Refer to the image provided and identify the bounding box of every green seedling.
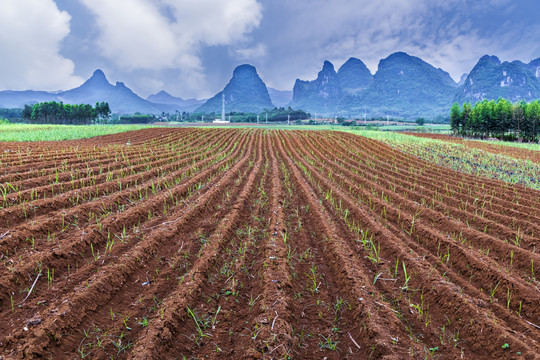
[319,335,339,351]
[186,306,210,345]
[401,262,411,290]
[305,265,319,294]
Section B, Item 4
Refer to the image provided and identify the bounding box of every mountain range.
[0,70,180,114]
[1,52,539,119]
[290,52,540,118]
[146,91,205,113]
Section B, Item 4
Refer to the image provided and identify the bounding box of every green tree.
[494,98,512,138]
[525,100,540,141]
[512,102,527,140]
[461,103,471,136]
[22,104,33,120]
[449,103,461,134]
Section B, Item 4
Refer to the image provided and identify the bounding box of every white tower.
[221,93,226,122]
[364,107,367,125]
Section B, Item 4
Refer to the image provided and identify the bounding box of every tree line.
[22,101,111,125]
[0,108,22,119]
[450,99,540,141]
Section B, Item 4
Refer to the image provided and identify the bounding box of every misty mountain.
[0,69,163,114]
[267,88,293,107]
[292,52,457,118]
[454,55,540,104]
[58,70,159,114]
[290,61,342,113]
[337,57,373,94]
[196,64,274,113]
[356,52,457,118]
[0,90,58,109]
[146,91,205,112]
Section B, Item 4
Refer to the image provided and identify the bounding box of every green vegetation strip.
[0,124,153,142]
[186,123,451,132]
[343,129,540,190]
[466,138,540,151]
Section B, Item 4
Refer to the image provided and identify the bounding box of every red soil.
[0,128,538,359]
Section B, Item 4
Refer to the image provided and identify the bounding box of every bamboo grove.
[450,99,540,141]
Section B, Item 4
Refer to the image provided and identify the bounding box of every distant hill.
[0,90,58,109]
[454,55,540,104]
[291,52,457,118]
[290,61,342,113]
[267,88,293,107]
[58,70,159,114]
[356,52,457,118]
[337,57,373,94]
[0,69,162,114]
[146,91,205,112]
[196,64,274,113]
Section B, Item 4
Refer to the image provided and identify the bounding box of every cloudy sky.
[1,0,539,99]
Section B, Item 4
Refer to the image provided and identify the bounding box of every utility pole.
[386,115,389,126]
[257,114,259,124]
[202,115,204,122]
[266,113,268,123]
[288,115,290,125]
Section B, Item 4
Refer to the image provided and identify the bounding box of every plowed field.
[0,128,538,359]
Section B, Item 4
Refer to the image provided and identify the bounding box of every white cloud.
[0,0,83,90]
[80,0,262,97]
[79,0,179,70]
[232,43,267,59]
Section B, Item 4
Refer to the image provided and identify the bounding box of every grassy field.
[466,138,540,151]
[343,129,540,190]
[0,124,153,142]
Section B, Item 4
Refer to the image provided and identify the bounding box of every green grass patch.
[344,129,539,190]
[0,124,153,142]
[467,138,540,151]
